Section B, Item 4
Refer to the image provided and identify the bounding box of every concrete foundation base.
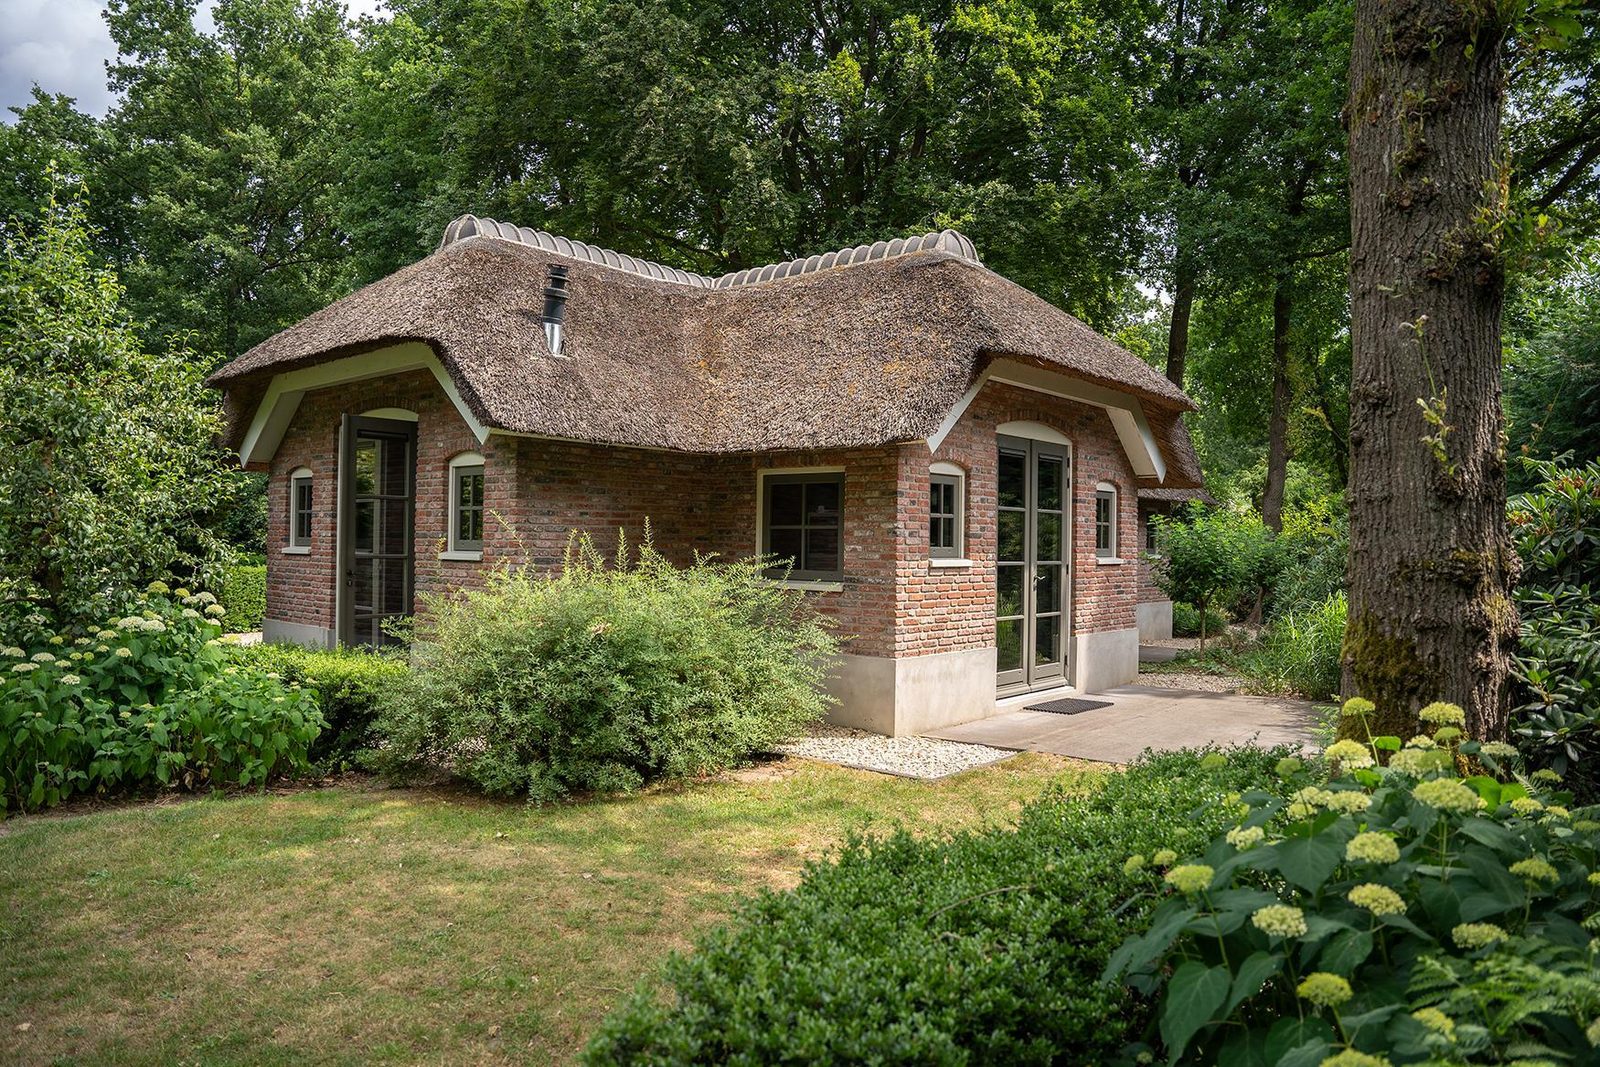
[1072,627,1141,693]
[823,647,997,737]
[262,618,338,648]
[1137,600,1174,642]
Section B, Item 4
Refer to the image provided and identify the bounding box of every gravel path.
[1137,669,1245,693]
[777,723,1017,779]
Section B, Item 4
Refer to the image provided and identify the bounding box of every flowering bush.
[1104,697,1600,1066]
[0,584,323,813]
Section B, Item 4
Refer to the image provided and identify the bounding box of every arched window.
[286,467,313,552]
[446,452,486,558]
[1095,482,1119,560]
[929,461,967,563]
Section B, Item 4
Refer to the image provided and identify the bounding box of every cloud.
[0,0,117,116]
[0,0,388,119]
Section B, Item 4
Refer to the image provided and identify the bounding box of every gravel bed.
[1137,670,1245,693]
[777,723,1017,780]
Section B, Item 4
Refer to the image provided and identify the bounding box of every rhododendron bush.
[1105,698,1600,1066]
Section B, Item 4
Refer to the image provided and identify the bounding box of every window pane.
[998,450,1027,509]
[768,482,804,526]
[1036,563,1062,612]
[293,481,312,542]
[997,565,1024,618]
[354,440,377,495]
[1037,455,1063,511]
[381,497,408,554]
[998,510,1025,562]
[996,618,1023,672]
[805,481,841,525]
[1034,614,1061,667]
[355,500,376,553]
[940,517,956,549]
[1037,512,1062,561]
[767,527,803,568]
[462,507,483,544]
[929,517,943,547]
[804,528,840,574]
[380,439,409,496]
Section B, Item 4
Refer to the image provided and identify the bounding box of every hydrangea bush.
[1105,698,1600,1066]
[0,583,323,813]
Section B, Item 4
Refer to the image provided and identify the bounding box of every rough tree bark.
[1166,254,1196,387]
[1342,0,1519,740]
[1262,280,1293,533]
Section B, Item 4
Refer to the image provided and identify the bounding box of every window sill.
[438,549,483,562]
[930,558,973,569]
[1096,557,1127,566]
[281,545,311,555]
[769,579,844,593]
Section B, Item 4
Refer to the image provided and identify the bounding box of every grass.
[0,753,1094,1066]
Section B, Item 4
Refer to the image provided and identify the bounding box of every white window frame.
[929,461,970,567]
[285,467,313,554]
[756,466,846,590]
[441,452,486,561]
[1095,481,1121,563]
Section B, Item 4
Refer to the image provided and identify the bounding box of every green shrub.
[1509,456,1600,803]
[1174,601,1231,639]
[376,534,836,802]
[218,561,266,633]
[1152,506,1270,648]
[1106,698,1599,1065]
[585,748,1291,1065]
[238,642,408,761]
[1268,500,1348,621]
[0,583,323,813]
[1249,592,1346,700]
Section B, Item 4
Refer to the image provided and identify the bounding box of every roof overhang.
[236,342,489,465]
[926,359,1169,482]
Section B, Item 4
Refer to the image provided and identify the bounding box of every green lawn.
[0,753,1094,1066]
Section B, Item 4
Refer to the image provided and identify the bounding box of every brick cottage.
[209,217,1202,735]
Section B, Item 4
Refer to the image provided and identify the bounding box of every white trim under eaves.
[238,342,490,465]
[926,361,1167,482]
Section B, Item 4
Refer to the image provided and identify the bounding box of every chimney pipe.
[542,265,569,357]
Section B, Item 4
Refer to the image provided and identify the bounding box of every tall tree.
[1342,0,1519,738]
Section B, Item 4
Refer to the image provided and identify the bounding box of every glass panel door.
[996,434,1071,693]
[340,416,415,648]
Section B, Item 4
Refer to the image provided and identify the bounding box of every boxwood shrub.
[585,748,1290,1065]
[218,560,266,634]
[237,642,409,762]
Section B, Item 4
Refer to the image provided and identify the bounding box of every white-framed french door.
[996,433,1072,694]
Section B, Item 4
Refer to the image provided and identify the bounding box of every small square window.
[288,472,313,548]
[930,472,963,558]
[1095,487,1118,560]
[451,464,485,552]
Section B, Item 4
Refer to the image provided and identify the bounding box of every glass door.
[339,416,415,647]
[996,434,1070,693]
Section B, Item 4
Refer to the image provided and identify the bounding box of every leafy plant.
[1174,601,1231,640]
[1509,456,1600,801]
[1152,506,1271,649]
[238,642,408,762]
[585,748,1293,1065]
[1250,592,1347,700]
[219,561,267,634]
[376,532,836,802]
[0,584,323,814]
[1105,697,1599,1066]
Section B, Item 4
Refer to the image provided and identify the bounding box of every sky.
[0,0,386,117]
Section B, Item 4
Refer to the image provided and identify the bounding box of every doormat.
[1024,697,1113,716]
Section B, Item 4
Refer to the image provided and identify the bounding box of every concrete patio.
[925,684,1319,764]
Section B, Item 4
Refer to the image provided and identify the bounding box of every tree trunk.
[1262,280,1293,533]
[1342,0,1518,740]
[1166,254,1196,387]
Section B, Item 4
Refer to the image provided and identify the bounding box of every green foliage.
[1152,506,1273,646]
[585,748,1291,1065]
[376,534,836,802]
[219,562,266,634]
[1509,456,1600,801]
[238,642,407,762]
[0,191,246,640]
[1505,255,1600,481]
[0,585,323,814]
[1173,601,1230,640]
[1106,699,1598,1066]
[1249,592,1347,701]
[1268,495,1349,621]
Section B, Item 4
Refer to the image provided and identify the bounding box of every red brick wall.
[907,380,1142,655]
[1137,503,1169,602]
[263,370,1142,664]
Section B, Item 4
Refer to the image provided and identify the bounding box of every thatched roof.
[212,217,1201,485]
[1139,486,1218,506]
